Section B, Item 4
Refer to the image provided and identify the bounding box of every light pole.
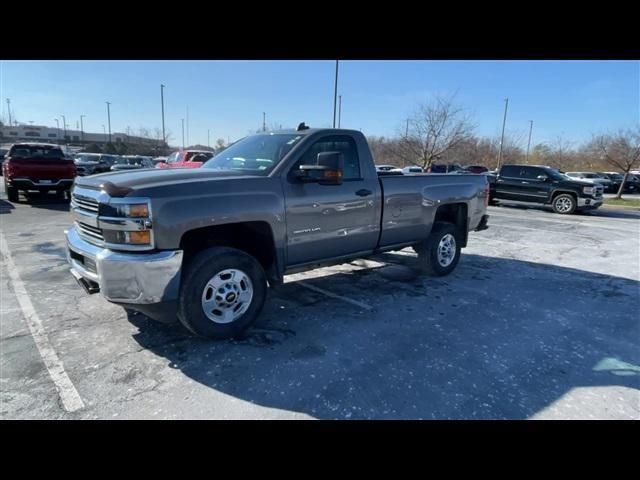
[332,60,339,128]
[262,112,266,132]
[80,115,85,142]
[105,101,112,143]
[160,84,166,144]
[526,120,533,162]
[6,99,11,126]
[497,97,509,170]
[338,95,342,128]
[61,115,67,142]
[54,118,60,142]
[405,119,409,137]
[181,119,185,149]
[207,129,210,148]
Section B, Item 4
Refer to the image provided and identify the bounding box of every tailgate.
[10,158,76,180]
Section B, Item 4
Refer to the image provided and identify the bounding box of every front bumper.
[66,226,183,305]
[577,197,602,209]
[9,178,74,189]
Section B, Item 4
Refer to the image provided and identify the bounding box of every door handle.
[521,181,530,184]
[355,189,372,197]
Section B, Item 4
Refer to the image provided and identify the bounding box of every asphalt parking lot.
[1,185,639,419]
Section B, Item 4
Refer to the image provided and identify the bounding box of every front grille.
[69,249,97,274]
[71,193,99,213]
[76,221,104,242]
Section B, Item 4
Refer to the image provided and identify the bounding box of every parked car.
[110,155,155,171]
[375,164,400,173]
[488,164,603,214]
[66,127,490,339]
[565,172,615,192]
[3,143,76,202]
[462,165,489,174]
[74,153,119,176]
[427,164,463,174]
[155,150,214,169]
[602,172,640,193]
[401,166,424,174]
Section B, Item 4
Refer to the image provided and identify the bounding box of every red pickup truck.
[2,143,76,202]
[155,150,213,169]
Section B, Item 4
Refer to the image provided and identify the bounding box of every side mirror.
[536,175,548,181]
[296,151,344,185]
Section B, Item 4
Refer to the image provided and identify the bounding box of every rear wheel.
[552,193,576,214]
[177,246,267,340]
[414,222,461,276]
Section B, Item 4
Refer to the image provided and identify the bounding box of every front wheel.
[414,222,462,276]
[177,246,267,340]
[552,194,576,214]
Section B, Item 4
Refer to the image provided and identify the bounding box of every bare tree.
[588,128,640,199]
[396,94,475,169]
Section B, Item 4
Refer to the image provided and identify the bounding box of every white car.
[401,166,424,174]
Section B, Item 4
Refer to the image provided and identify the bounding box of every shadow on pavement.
[494,202,640,220]
[125,252,640,419]
[0,199,15,214]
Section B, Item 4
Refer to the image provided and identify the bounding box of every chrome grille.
[71,193,99,213]
[76,222,104,242]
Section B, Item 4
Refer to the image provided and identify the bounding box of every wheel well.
[179,222,279,284]
[434,203,468,247]
[551,190,577,201]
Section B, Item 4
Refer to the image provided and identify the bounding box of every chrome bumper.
[577,197,603,208]
[65,226,183,304]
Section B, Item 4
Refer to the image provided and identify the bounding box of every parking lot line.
[298,281,373,311]
[0,232,85,413]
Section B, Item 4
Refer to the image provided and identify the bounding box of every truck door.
[494,165,526,200]
[282,134,380,266]
[519,166,553,201]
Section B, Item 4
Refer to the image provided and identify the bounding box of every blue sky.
[1,60,638,147]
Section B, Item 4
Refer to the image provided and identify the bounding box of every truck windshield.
[203,134,303,174]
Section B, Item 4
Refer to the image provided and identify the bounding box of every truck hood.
[73,167,258,196]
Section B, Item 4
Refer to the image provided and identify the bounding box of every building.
[0,123,166,148]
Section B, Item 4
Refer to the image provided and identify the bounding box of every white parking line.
[298,281,373,311]
[0,232,85,413]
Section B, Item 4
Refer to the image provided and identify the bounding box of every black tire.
[413,221,461,276]
[5,181,19,202]
[177,246,268,340]
[552,193,576,214]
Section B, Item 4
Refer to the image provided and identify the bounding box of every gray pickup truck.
[66,127,489,339]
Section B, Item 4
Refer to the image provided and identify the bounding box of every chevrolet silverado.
[66,127,489,339]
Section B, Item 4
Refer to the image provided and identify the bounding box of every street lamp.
[105,101,112,143]
[332,60,339,128]
[61,115,67,142]
[102,124,106,143]
[160,84,166,144]
[80,115,85,142]
[54,118,60,141]
[497,98,509,170]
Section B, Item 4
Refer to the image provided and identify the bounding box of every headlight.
[103,230,152,245]
[100,199,153,248]
[583,186,595,195]
[116,203,149,217]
